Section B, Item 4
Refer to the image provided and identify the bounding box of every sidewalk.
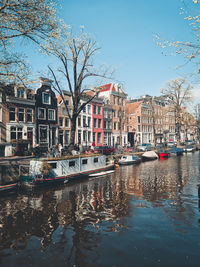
[0,155,35,163]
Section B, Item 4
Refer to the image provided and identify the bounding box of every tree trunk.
[69,114,77,152]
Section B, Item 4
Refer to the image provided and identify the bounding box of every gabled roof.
[127,102,142,114]
[100,83,114,92]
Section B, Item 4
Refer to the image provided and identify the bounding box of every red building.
[92,98,103,146]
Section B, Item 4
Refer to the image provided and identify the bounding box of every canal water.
[0,152,200,267]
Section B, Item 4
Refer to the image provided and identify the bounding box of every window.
[65,99,69,106]
[9,107,16,121]
[94,157,98,163]
[59,117,63,126]
[11,127,16,140]
[10,127,22,140]
[98,119,101,128]
[69,161,75,167]
[94,105,97,114]
[83,105,86,113]
[97,133,101,144]
[83,116,86,127]
[98,106,101,115]
[48,109,55,120]
[18,108,25,122]
[94,118,97,128]
[78,116,81,127]
[88,117,91,128]
[38,108,45,119]
[93,132,96,142]
[113,110,116,118]
[59,130,63,145]
[65,130,70,144]
[78,130,81,144]
[88,131,91,142]
[42,92,51,104]
[65,118,69,128]
[88,105,91,114]
[114,122,117,130]
[138,125,140,132]
[49,162,57,169]
[83,130,86,142]
[138,116,140,123]
[17,88,24,98]
[113,96,116,104]
[39,125,48,143]
[82,159,88,165]
[104,121,107,129]
[27,109,33,123]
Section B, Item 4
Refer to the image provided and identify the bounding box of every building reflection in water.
[0,153,199,265]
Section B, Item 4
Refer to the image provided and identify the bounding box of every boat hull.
[0,183,18,195]
[158,152,170,158]
[118,160,141,165]
[142,156,158,161]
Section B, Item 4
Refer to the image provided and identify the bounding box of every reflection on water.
[0,153,200,266]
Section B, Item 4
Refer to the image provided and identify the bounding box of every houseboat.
[20,154,115,189]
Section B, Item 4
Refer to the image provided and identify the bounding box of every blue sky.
[25,0,200,100]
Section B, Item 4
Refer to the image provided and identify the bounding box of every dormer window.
[42,92,51,105]
[17,88,24,98]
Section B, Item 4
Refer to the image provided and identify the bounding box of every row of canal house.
[57,82,128,148]
[0,78,128,156]
[126,95,195,146]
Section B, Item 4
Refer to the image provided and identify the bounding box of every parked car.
[93,146,116,155]
[137,143,153,152]
[167,141,177,148]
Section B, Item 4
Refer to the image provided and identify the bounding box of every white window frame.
[48,109,55,120]
[38,108,46,119]
[27,108,33,123]
[42,92,51,105]
[39,125,49,144]
[18,108,25,122]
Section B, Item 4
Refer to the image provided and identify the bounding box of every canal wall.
[0,163,20,184]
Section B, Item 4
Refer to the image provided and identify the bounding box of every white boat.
[184,145,194,153]
[118,155,141,165]
[142,151,158,161]
[20,154,115,189]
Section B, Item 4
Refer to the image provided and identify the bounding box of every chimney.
[39,77,53,87]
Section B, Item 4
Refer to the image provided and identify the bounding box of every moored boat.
[169,147,184,156]
[158,150,170,159]
[184,145,194,153]
[20,154,115,190]
[118,155,141,165]
[142,151,158,161]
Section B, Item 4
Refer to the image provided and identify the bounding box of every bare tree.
[0,0,58,82]
[47,30,112,151]
[161,78,193,145]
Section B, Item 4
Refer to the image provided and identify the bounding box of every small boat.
[118,155,141,165]
[0,182,18,195]
[142,151,158,161]
[184,145,194,153]
[169,147,184,156]
[158,150,170,159]
[20,154,115,190]
[89,170,115,177]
